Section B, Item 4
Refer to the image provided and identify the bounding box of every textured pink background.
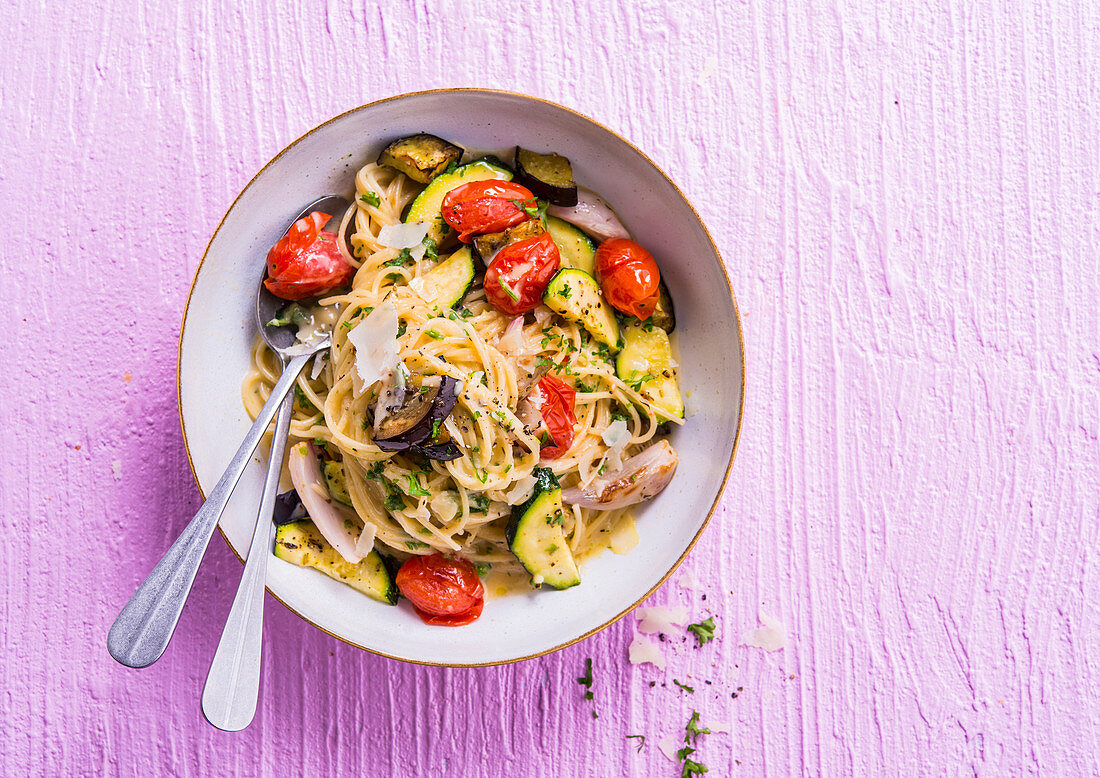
[5,1,1099,775]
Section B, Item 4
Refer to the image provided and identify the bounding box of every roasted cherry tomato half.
[264,211,355,300]
[531,374,577,460]
[440,180,537,242]
[594,238,661,320]
[484,232,561,315]
[396,553,485,626]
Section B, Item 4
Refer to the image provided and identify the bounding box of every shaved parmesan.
[309,351,328,380]
[354,522,377,558]
[636,605,690,635]
[627,633,666,669]
[347,301,399,388]
[377,222,431,251]
[497,316,527,353]
[741,611,787,651]
[430,491,459,524]
[657,735,680,762]
[677,567,701,591]
[601,418,630,449]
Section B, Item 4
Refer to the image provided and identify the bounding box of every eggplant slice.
[373,375,461,454]
[472,218,546,264]
[514,147,578,207]
[377,134,464,184]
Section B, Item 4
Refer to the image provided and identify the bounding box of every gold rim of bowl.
[176,88,746,667]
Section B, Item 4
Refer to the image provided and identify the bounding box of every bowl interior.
[179,90,742,665]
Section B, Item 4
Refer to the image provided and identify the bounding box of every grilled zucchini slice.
[405,159,513,244]
[543,268,620,351]
[616,320,684,421]
[377,133,463,184]
[545,216,596,276]
[419,246,476,308]
[273,521,398,605]
[505,468,580,590]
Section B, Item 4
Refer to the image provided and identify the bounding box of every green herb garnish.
[626,735,645,752]
[469,494,490,514]
[474,562,491,576]
[686,616,716,647]
[498,275,520,302]
[405,474,431,497]
[360,191,382,207]
[404,540,429,550]
[673,679,695,693]
[576,658,594,700]
[426,329,444,340]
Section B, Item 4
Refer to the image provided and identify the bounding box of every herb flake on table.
[687,616,716,647]
[626,734,645,752]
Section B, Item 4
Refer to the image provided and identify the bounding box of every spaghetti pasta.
[243,157,682,595]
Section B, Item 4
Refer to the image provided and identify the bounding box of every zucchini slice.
[543,268,620,351]
[377,133,463,184]
[545,216,596,276]
[322,461,353,507]
[273,521,398,605]
[419,246,476,308]
[505,468,580,590]
[514,147,578,206]
[405,159,513,244]
[649,279,676,332]
[615,321,684,421]
[472,218,545,264]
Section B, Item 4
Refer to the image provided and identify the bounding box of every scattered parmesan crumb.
[636,605,690,635]
[657,734,680,761]
[741,611,787,651]
[677,567,700,591]
[628,633,666,669]
[111,460,122,480]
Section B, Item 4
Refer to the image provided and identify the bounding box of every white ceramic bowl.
[179,89,743,666]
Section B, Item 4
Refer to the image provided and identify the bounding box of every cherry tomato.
[440,180,537,242]
[594,238,661,320]
[264,211,355,300]
[484,232,561,315]
[396,553,485,626]
[532,374,577,460]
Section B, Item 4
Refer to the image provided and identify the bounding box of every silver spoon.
[107,195,349,671]
[200,197,349,730]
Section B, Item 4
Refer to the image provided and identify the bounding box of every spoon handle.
[201,375,294,731]
[107,351,313,669]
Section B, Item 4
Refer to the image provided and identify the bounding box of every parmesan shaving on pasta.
[741,611,787,651]
[346,300,399,386]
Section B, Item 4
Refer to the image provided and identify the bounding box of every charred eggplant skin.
[472,218,546,264]
[513,147,578,207]
[377,134,464,184]
[650,279,676,332]
[373,375,461,451]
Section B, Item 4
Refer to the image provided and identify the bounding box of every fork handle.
[106,351,312,669]
[201,374,294,731]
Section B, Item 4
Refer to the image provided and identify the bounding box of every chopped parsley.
[426,329,444,340]
[469,494,491,514]
[549,508,565,527]
[397,322,407,337]
[294,385,317,412]
[685,710,711,743]
[673,679,695,693]
[384,490,405,511]
[679,711,711,776]
[497,275,520,302]
[383,254,410,267]
[404,540,429,550]
[475,468,488,484]
[430,418,442,439]
[626,735,645,753]
[474,562,491,576]
[267,303,308,328]
[556,283,572,299]
[546,543,559,554]
[360,191,382,207]
[687,616,716,647]
[576,658,594,700]
[626,371,656,391]
[422,236,438,260]
[405,474,431,497]
[443,160,459,176]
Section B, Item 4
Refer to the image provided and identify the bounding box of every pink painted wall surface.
[4,1,1098,775]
